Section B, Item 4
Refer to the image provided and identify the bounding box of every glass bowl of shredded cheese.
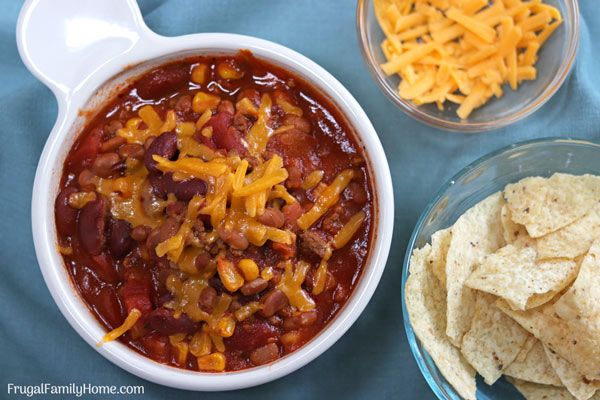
[357,0,580,132]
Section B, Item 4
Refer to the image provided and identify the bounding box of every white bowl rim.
[18,0,394,391]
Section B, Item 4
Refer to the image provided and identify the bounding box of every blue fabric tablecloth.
[1,1,599,399]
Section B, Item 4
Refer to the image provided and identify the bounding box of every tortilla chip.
[543,345,600,400]
[427,227,452,287]
[460,292,530,384]
[508,377,575,400]
[503,174,598,238]
[501,204,532,245]
[497,299,600,380]
[465,245,578,310]
[514,335,538,364]
[445,192,506,346]
[405,246,477,400]
[505,340,562,386]
[537,203,600,260]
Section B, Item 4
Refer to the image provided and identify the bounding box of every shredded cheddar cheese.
[96,308,142,346]
[375,0,562,118]
[277,261,315,311]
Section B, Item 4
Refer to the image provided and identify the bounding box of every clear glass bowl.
[401,138,600,399]
[356,0,580,132]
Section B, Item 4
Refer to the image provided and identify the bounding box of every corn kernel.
[280,332,300,347]
[68,191,96,209]
[238,259,259,281]
[217,259,244,292]
[191,63,208,85]
[217,62,244,80]
[192,92,221,114]
[197,352,226,372]
[189,332,212,357]
[215,316,236,338]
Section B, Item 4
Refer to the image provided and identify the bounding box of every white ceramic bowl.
[17,0,394,391]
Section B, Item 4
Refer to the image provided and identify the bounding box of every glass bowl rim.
[400,137,600,399]
[356,0,581,133]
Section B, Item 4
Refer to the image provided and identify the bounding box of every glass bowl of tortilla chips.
[402,137,600,400]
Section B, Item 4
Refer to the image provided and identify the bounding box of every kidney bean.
[101,136,126,153]
[218,227,249,251]
[71,126,103,166]
[78,169,96,192]
[250,343,279,366]
[217,100,235,114]
[91,152,121,177]
[108,219,133,259]
[78,194,108,255]
[135,65,189,100]
[240,278,268,296]
[118,143,145,160]
[95,286,124,328]
[260,289,288,317]
[198,286,217,310]
[144,132,177,174]
[281,114,311,134]
[149,173,207,202]
[144,136,156,150]
[55,187,79,235]
[147,308,196,335]
[344,182,368,206]
[119,277,153,314]
[257,208,285,228]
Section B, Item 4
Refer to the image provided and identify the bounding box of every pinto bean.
[174,94,192,113]
[108,219,133,259]
[281,114,311,134]
[91,152,121,177]
[159,217,181,243]
[118,143,145,160]
[166,201,187,222]
[282,202,303,229]
[144,132,177,174]
[78,169,96,192]
[240,278,268,296]
[257,208,285,228]
[249,343,279,366]
[199,286,217,310]
[217,100,235,114]
[285,157,302,189]
[78,194,109,255]
[101,136,126,153]
[218,227,249,250]
[148,308,196,336]
[260,289,288,317]
[135,65,189,100]
[195,252,212,270]
[131,225,151,242]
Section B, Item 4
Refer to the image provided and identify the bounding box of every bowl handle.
[16,0,156,100]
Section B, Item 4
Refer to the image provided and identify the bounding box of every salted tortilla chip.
[514,335,537,364]
[543,345,600,400]
[508,377,575,400]
[405,245,477,400]
[445,192,506,346]
[501,204,532,246]
[465,245,578,310]
[537,203,600,260]
[427,227,452,287]
[503,173,598,238]
[497,299,600,381]
[460,292,530,384]
[505,340,562,386]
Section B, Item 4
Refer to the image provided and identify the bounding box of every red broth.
[55,51,374,372]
